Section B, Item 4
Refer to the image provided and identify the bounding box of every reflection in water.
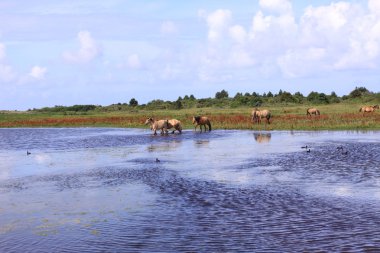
[147,140,182,152]
[194,139,210,147]
[253,132,271,143]
[0,128,380,252]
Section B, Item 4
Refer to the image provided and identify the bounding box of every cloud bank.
[199,0,380,79]
[63,31,101,64]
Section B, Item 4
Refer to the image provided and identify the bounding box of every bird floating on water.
[301,145,308,149]
[337,146,343,150]
[306,149,311,153]
[27,150,31,155]
[155,158,160,163]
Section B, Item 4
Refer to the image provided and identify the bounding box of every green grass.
[1,102,379,130]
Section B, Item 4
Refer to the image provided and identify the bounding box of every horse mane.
[194,116,201,123]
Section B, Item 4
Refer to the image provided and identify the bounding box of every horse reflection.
[147,140,182,152]
[194,139,210,147]
[253,133,271,143]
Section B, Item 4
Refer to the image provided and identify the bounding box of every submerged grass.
[1,103,379,130]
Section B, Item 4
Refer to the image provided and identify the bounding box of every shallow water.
[0,128,380,252]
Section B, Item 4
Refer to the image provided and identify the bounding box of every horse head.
[144,118,154,125]
[192,116,200,124]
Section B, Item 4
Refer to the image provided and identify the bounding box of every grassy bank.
[1,102,379,130]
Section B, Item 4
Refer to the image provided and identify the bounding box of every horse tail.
[306,109,310,115]
[317,110,320,115]
[208,120,212,131]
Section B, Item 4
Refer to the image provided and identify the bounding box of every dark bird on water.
[155,158,160,162]
[337,146,343,150]
[27,150,31,155]
[306,149,311,153]
[301,145,308,149]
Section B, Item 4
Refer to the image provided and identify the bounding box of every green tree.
[329,91,340,103]
[129,98,138,107]
[349,87,369,98]
[175,98,183,109]
[215,89,229,99]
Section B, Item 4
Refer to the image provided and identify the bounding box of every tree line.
[32,86,379,112]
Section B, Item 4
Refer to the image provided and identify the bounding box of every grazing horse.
[359,105,379,115]
[167,119,183,134]
[144,118,169,135]
[192,116,211,132]
[307,108,320,117]
[251,108,271,124]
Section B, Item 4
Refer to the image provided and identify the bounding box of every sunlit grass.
[1,102,379,130]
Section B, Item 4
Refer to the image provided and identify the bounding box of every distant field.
[1,103,379,130]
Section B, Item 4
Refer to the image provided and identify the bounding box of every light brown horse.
[359,105,379,115]
[192,116,211,132]
[251,108,271,124]
[307,108,320,117]
[167,119,183,134]
[144,118,169,135]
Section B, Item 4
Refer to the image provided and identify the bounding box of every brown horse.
[192,116,211,132]
[144,118,169,135]
[251,108,271,124]
[359,105,379,115]
[167,119,183,134]
[307,108,320,117]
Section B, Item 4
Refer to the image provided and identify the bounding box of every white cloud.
[229,25,247,44]
[205,9,232,42]
[0,43,16,82]
[369,0,380,16]
[198,1,380,79]
[160,21,178,35]
[127,54,141,69]
[259,0,292,14]
[0,64,15,82]
[0,43,5,60]
[29,65,47,79]
[278,47,327,78]
[63,31,100,63]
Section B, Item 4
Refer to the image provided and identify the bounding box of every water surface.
[0,128,380,252]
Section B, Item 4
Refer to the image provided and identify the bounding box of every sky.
[1,0,380,110]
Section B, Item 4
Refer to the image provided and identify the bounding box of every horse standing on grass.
[167,119,183,134]
[144,118,169,135]
[192,116,211,132]
[251,108,271,124]
[307,108,320,117]
[359,105,379,115]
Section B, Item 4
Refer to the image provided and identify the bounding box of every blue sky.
[0,0,379,110]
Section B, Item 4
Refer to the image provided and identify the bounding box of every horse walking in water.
[144,118,169,135]
[167,119,183,134]
[192,116,211,132]
[251,108,271,124]
[359,105,379,115]
[307,108,320,117]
